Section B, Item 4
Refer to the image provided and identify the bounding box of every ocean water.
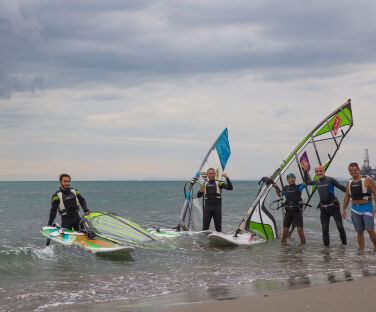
[1,181,376,312]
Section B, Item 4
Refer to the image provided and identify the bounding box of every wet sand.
[165,276,376,312]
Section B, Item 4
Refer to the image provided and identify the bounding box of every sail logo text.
[333,116,341,136]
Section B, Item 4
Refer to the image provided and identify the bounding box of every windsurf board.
[41,226,134,254]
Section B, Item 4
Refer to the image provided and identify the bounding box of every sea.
[1,180,376,312]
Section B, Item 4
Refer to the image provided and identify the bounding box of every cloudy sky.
[1,0,376,181]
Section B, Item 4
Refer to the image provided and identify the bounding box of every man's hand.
[85,210,91,216]
[222,172,228,179]
[301,161,309,171]
[341,209,346,219]
[199,186,205,192]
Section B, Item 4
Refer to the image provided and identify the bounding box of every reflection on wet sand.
[327,270,353,283]
[61,239,376,312]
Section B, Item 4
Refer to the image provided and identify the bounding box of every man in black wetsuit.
[197,168,233,232]
[273,173,306,244]
[47,173,90,231]
[301,161,347,246]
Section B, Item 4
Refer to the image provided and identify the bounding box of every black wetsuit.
[303,171,347,246]
[48,188,89,231]
[197,178,233,232]
[281,184,306,228]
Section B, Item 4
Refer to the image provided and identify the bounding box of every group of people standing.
[272,161,376,249]
[192,161,376,249]
[48,163,376,249]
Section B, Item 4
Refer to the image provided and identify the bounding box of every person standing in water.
[301,161,347,246]
[197,168,233,232]
[272,173,306,244]
[342,162,376,249]
[48,173,90,231]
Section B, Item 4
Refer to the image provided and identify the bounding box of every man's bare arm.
[365,177,376,211]
[342,181,351,219]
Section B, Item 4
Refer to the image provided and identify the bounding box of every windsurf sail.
[177,128,231,231]
[236,99,353,240]
[83,212,159,246]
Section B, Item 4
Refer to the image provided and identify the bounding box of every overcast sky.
[1,0,376,181]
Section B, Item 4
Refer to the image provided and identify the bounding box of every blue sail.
[215,129,231,171]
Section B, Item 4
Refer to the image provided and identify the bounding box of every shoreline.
[164,276,376,312]
[58,270,375,312]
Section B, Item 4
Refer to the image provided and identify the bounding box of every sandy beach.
[165,276,376,312]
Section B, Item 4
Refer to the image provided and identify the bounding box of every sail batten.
[84,212,158,246]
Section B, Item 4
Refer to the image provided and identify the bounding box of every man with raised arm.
[342,162,376,249]
[197,168,233,232]
[272,173,306,244]
[48,173,90,231]
[301,161,347,246]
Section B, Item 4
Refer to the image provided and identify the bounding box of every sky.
[1,0,376,181]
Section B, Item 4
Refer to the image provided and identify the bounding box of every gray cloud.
[0,74,44,99]
[1,0,376,180]
[1,0,376,98]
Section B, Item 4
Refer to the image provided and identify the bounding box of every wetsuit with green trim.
[303,170,347,246]
[197,178,233,232]
[48,187,89,231]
